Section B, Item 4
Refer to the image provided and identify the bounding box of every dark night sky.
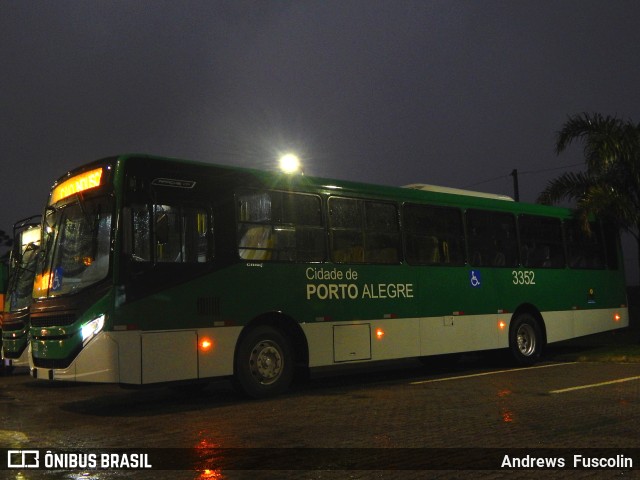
[2,1,640,278]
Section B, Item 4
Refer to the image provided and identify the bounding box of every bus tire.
[509,313,543,366]
[233,326,293,399]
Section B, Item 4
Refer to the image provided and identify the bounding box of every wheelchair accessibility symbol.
[470,270,482,288]
[52,267,64,292]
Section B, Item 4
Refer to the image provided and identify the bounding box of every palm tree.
[538,112,640,283]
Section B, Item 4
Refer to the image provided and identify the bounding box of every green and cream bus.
[2,216,41,369]
[29,154,628,397]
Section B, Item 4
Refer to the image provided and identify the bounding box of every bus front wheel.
[509,313,543,366]
[233,326,294,399]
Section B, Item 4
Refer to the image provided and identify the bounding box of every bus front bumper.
[30,332,119,383]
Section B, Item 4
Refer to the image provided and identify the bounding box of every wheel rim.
[249,339,284,385]
[516,323,536,357]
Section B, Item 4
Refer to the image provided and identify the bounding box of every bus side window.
[565,220,605,269]
[237,192,273,260]
[403,203,465,266]
[238,225,273,260]
[364,201,400,263]
[329,198,400,264]
[329,197,363,263]
[237,191,325,262]
[273,191,324,262]
[518,214,565,268]
[466,210,518,268]
[154,205,211,263]
[129,204,211,263]
[154,205,181,262]
[130,204,151,262]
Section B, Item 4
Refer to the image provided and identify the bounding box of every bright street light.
[278,153,302,174]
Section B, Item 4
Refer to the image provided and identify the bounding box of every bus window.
[565,220,605,269]
[329,197,363,263]
[273,192,324,262]
[34,197,112,298]
[131,204,211,263]
[518,215,565,268]
[237,191,325,262]
[466,209,517,267]
[403,203,465,266]
[132,205,151,262]
[330,198,400,264]
[154,205,183,262]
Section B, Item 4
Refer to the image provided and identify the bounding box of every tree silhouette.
[538,112,640,283]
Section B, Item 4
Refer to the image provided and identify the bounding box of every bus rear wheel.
[233,326,293,399]
[509,313,543,366]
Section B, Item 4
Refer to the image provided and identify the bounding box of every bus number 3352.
[512,270,536,285]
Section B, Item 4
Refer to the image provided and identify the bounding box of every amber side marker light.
[375,328,385,340]
[498,320,507,330]
[614,313,622,322]
[199,338,213,351]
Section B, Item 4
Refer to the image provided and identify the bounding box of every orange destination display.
[50,167,103,204]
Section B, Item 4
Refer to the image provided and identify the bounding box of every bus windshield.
[8,241,39,311]
[34,196,113,298]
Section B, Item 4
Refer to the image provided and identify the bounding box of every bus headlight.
[81,314,106,344]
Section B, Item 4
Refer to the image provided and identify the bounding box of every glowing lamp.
[21,227,40,248]
[199,338,213,351]
[33,272,52,295]
[50,167,103,204]
[375,328,385,340]
[81,314,105,343]
[278,153,301,174]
